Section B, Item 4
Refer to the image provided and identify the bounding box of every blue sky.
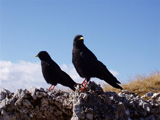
[0,0,160,91]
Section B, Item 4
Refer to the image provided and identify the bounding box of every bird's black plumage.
[35,51,76,91]
[72,35,122,90]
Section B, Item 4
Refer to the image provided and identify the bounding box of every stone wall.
[0,82,160,120]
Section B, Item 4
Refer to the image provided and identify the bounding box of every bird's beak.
[79,37,84,40]
[35,55,39,57]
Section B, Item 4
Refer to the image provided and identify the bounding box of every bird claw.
[78,81,88,93]
[79,87,85,92]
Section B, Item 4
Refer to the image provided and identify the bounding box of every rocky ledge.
[0,82,160,120]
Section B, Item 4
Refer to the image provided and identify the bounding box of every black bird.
[35,51,76,91]
[72,35,123,92]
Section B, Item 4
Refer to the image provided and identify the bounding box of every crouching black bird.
[35,51,76,91]
[72,35,123,92]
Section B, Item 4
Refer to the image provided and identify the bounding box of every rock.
[0,92,6,101]
[141,91,153,99]
[72,81,126,120]
[151,93,160,100]
[121,90,134,94]
[139,100,151,112]
[86,113,93,120]
[22,99,33,108]
[117,102,126,117]
[144,114,155,120]
[0,89,13,101]
[0,81,160,120]
[29,87,38,100]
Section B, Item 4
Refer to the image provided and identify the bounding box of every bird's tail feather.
[103,77,123,90]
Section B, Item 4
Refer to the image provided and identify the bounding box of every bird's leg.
[81,78,87,85]
[80,81,88,92]
[77,78,86,86]
[48,85,53,90]
[51,86,55,91]
[48,85,55,91]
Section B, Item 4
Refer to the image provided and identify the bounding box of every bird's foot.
[79,87,85,92]
[79,81,88,93]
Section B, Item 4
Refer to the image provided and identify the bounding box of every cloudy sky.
[0,0,160,92]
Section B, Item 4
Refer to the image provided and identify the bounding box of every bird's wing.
[48,60,75,87]
[80,50,107,74]
[47,60,65,80]
[80,46,105,71]
[80,47,120,84]
[80,46,98,62]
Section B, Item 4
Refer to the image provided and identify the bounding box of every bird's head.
[73,35,84,47]
[35,51,51,61]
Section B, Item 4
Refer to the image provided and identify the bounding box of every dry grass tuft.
[103,70,160,97]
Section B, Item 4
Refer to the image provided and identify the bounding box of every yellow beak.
[35,55,39,57]
[79,37,84,40]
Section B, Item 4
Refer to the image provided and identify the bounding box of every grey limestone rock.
[0,81,160,120]
[141,92,153,99]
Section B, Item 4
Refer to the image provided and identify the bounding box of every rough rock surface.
[0,81,160,120]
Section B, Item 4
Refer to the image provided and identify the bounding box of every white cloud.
[0,60,119,92]
[0,61,46,92]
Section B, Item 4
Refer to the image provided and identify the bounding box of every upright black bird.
[72,35,122,92]
[35,51,76,91]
